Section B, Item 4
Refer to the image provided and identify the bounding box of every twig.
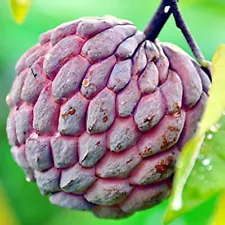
[170,1,212,80]
[144,0,211,80]
[144,0,174,42]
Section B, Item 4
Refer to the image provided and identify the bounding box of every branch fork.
[144,0,211,79]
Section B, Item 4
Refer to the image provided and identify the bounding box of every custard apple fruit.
[6,16,210,219]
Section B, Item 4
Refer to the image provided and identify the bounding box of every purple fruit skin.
[6,16,210,219]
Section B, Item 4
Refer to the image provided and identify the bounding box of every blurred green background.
[0,0,225,224]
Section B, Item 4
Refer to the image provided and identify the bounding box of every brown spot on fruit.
[173,102,180,112]
[144,115,155,126]
[61,108,76,120]
[155,156,174,174]
[89,68,94,77]
[161,135,168,149]
[126,159,133,164]
[161,134,177,150]
[173,111,181,117]
[168,126,180,132]
[103,116,108,123]
[83,79,89,87]
[100,107,107,113]
[115,143,122,152]
[143,147,152,156]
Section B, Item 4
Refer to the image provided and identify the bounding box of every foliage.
[0,185,18,225]
[210,191,225,225]
[10,0,31,24]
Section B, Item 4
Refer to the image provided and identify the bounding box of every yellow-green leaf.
[0,184,18,225]
[10,0,32,24]
[164,134,205,224]
[211,191,225,225]
[199,44,225,134]
[164,44,225,224]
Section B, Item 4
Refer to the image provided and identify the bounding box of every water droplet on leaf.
[202,158,211,166]
[207,133,213,140]
[210,125,218,133]
[26,177,31,182]
[207,165,212,171]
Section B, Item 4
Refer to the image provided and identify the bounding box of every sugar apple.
[6,16,211,219]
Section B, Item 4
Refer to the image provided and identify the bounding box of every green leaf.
[199,44,225,134]
[164,44,225,224]
[0,184,19,225]
[10,0,32,24]
[164,134,205,223]
[211,191,225,225]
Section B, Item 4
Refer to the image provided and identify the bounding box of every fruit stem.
[144,0,212,80]
[144,0,173,42]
